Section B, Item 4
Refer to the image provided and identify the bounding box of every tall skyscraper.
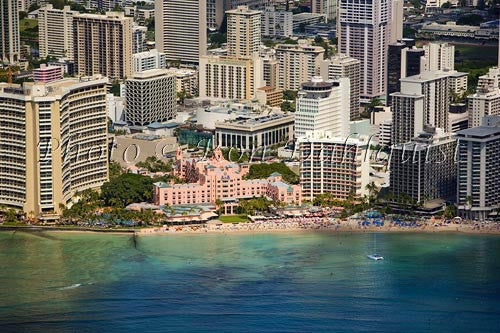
[386,42,406,107]
[404,48,425,77]
[276,41,324,91]
[456,117,500,221]
[0,76,109,216]
[38,4,76,61]
[295,77,350,138]
[390,128,456,209]
[338,0,391,99]
[226,5,261,58]
[125,69,177,126]
[0,0,20,64]
[391,92,425,144]
[390,0,403,44]
[385,40,425,106]
[399,71,452,132]
[155,0,207,64]
[73,12,133,79]
[320,54,361,120]
[199,53,264,100]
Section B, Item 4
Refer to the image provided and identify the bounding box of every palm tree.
[465,195,473,221]
[365,182,379,207]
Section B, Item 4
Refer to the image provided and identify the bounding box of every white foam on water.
[59,283,82,290]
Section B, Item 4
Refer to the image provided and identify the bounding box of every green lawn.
[218,215,249,223]
[454,44,497,62]
[20,18,38,32]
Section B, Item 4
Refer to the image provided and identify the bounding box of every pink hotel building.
[153,148,302,213]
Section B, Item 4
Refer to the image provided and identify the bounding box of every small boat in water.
[367,233,384,260]
[367,254,384,261]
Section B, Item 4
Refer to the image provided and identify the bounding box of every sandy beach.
[136,217,500,236]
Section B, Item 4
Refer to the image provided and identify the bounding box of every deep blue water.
[0,231,499,332]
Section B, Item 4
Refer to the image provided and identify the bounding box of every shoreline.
[2,221,499,236]
[0,225,135,234]
[135,219,500,236]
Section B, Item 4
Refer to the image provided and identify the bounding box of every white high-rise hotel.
[338,0,391,100]
[295,76,350,139]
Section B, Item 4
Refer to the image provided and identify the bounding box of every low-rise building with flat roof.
[214,113,294,151]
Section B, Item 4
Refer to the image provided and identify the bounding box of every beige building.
[276,41,324,91]
[0,0,20,64]
[422,42,455,72]
[320,54,361,120]
[256,86,283,107]
[199,54,264,100]
[311,0,336,22]
[38,4,76,61]
[73,12,133,80]
[166,67,199,96]
[0,76,109,217]
[226,5,261,58]
[468,71,500,128]
[155,0,207,64]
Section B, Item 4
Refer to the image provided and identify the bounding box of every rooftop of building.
[270,180,294,192]
[133,49,164,58]
[165,68,197,76]
[0,75,107,98]
[33,64,62,72]
[301,76,338,90]
[147,122,179,130]
[257,86,282,92]
[293,12,326,19]
[420,21,480,32]
[130,68,172,79]
[456,126,500,139]
[74,11,129,20]
[325,53,360,64]
[217,113,294,128]
[226,5,261,15]
[390,91,425,98]
[297,131,369,145]
[401,70,457,83]
[275,41,324,52]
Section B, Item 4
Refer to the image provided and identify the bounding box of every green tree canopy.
[245,163,299,184]
[100,173,154,207]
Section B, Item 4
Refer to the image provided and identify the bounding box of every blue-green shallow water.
[0,231,499,332]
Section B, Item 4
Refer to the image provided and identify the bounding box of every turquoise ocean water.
[0,231,499,332]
